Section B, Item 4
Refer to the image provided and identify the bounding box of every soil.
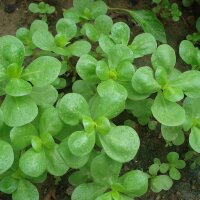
[0,0,200,200]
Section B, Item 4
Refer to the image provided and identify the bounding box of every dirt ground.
[0,0,200,200]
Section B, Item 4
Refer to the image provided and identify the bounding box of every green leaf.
[196,17,200,32]
[0,140,14,174]
[110,22,130,45]
[5,78,32,97]
[129,33,157,58]
[68,131,95,156]
[29,3,40,13]
[90,153,122,185]
[128,10,166,43]
[95,116,111,135]
[30,20,48,34]
[161,125,182,141]
[63,8,80,23]
[68,170,89,187]
[0,35,25,67]
[0,176,17,194]
[90,80,127,119]
[167,152,179,163]
[132,66,160,94]
[99,126,140,162]
[57,93,90,125]
[160,163,169,174]
[1,96,38,127]
[169,167,181,180]
[119,170,149,197]
[171,70,200,98]
[179,40,198,66]
[163,86,184,102]
[94,15,113,35]
[39,107,63,136]
[56,18,77,40]
[76,54,99,82]
[72,183,107,200]
[19,148,46,177]
[12,180,39,200]
[149,163,160,176]
[23,56,61,87]
[81,23,99,42]
[45,145,69,176]
[151,93,185,126]
[98,34,115,55]
[10,123,38,150]
[150,175,173,193]
[32,30,56,51]
[59,138,89,169]
[68,40,91,57]
[90,1,108,19]
[189,127,200,153]
[31,85,58,107]
[96,192,112,200]
[96,60,110,81]
[151,44,176,72]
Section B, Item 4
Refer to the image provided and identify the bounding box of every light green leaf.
[99,126,140,162]
[161,125,182,141]
[63,8,80,23]
[68,131,95,156]
[57,93,90,125]
[151,93,185,126]
[19,148,46,177]
[0,176,17,194]
[119,170,149,197]
[96,192,112,200]
[10,123,38,150]
[68,40,91,57]
[98,34,115,55]
[59,138,89,169]
[72,183,107,200]
[12,180,39,200]
[111,22,130,45]
[150,175,173,193]
[90,1,108,19]
[91,153,122,185]
[151,44,176,72]
[81,23,99,42]
[76,54,99,82]
[96,60,110,81]
[1,96,38,127]
[189,127,200,153]
[0,140,14,174]
[29,3,40,13]
[129,33,157,58]
[94,15,113,35]
[23,56,61,87]
[163,86,184,102]
[0,35,25,67]
[5,78,32,97]
[32,30,56,51]
[167,152,179,163]
[31,85,58,107]
[45,145,69,176]
[30,20,48,34]
[169,167,181,180]
[128,10,166,43]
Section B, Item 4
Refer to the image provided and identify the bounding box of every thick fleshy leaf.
[111,22,130,45]
[169,167,181,180]
[12,180,39,200]
[45,145,69,176]
[31,85,58,107]
[90,1,108,18]
[72,183,107,200]
[151,44,176,72]
[91,153,122,185]
[94,15,113,35]
[76,54,98,82]
[39,107,63,136]
[96,192,112,200]
[81,23,99,42]
[30,20,48,34]
[68,131,95,156]
[0,176,17,194]
[63,8,80,23]
[99,34,115,55]
[189,127,200,153]
[128,10,166,43]
[129,33,157,58]
[90,80,127,119]
[19,148,46,177]
[68,40,91,57]
[10,123,38,150]
[0,35,25,67]
[59,138,89,169]
[32,30,56,51]
[132,66,160,94]
[56,18,77,40]
[1,96,38,127]
[0,140,14,174]
[23,56,61,87]
[161,125,182,142]
[151,93,185,126]
[5,78,32,97]
[119,170,149,197]
[99,126,140,162]
[163,86,184,102]
[96,60,110,81]
[57,93,90,125]
[150,175,173,193]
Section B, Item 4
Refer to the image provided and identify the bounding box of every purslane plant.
[0,0,198,200]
